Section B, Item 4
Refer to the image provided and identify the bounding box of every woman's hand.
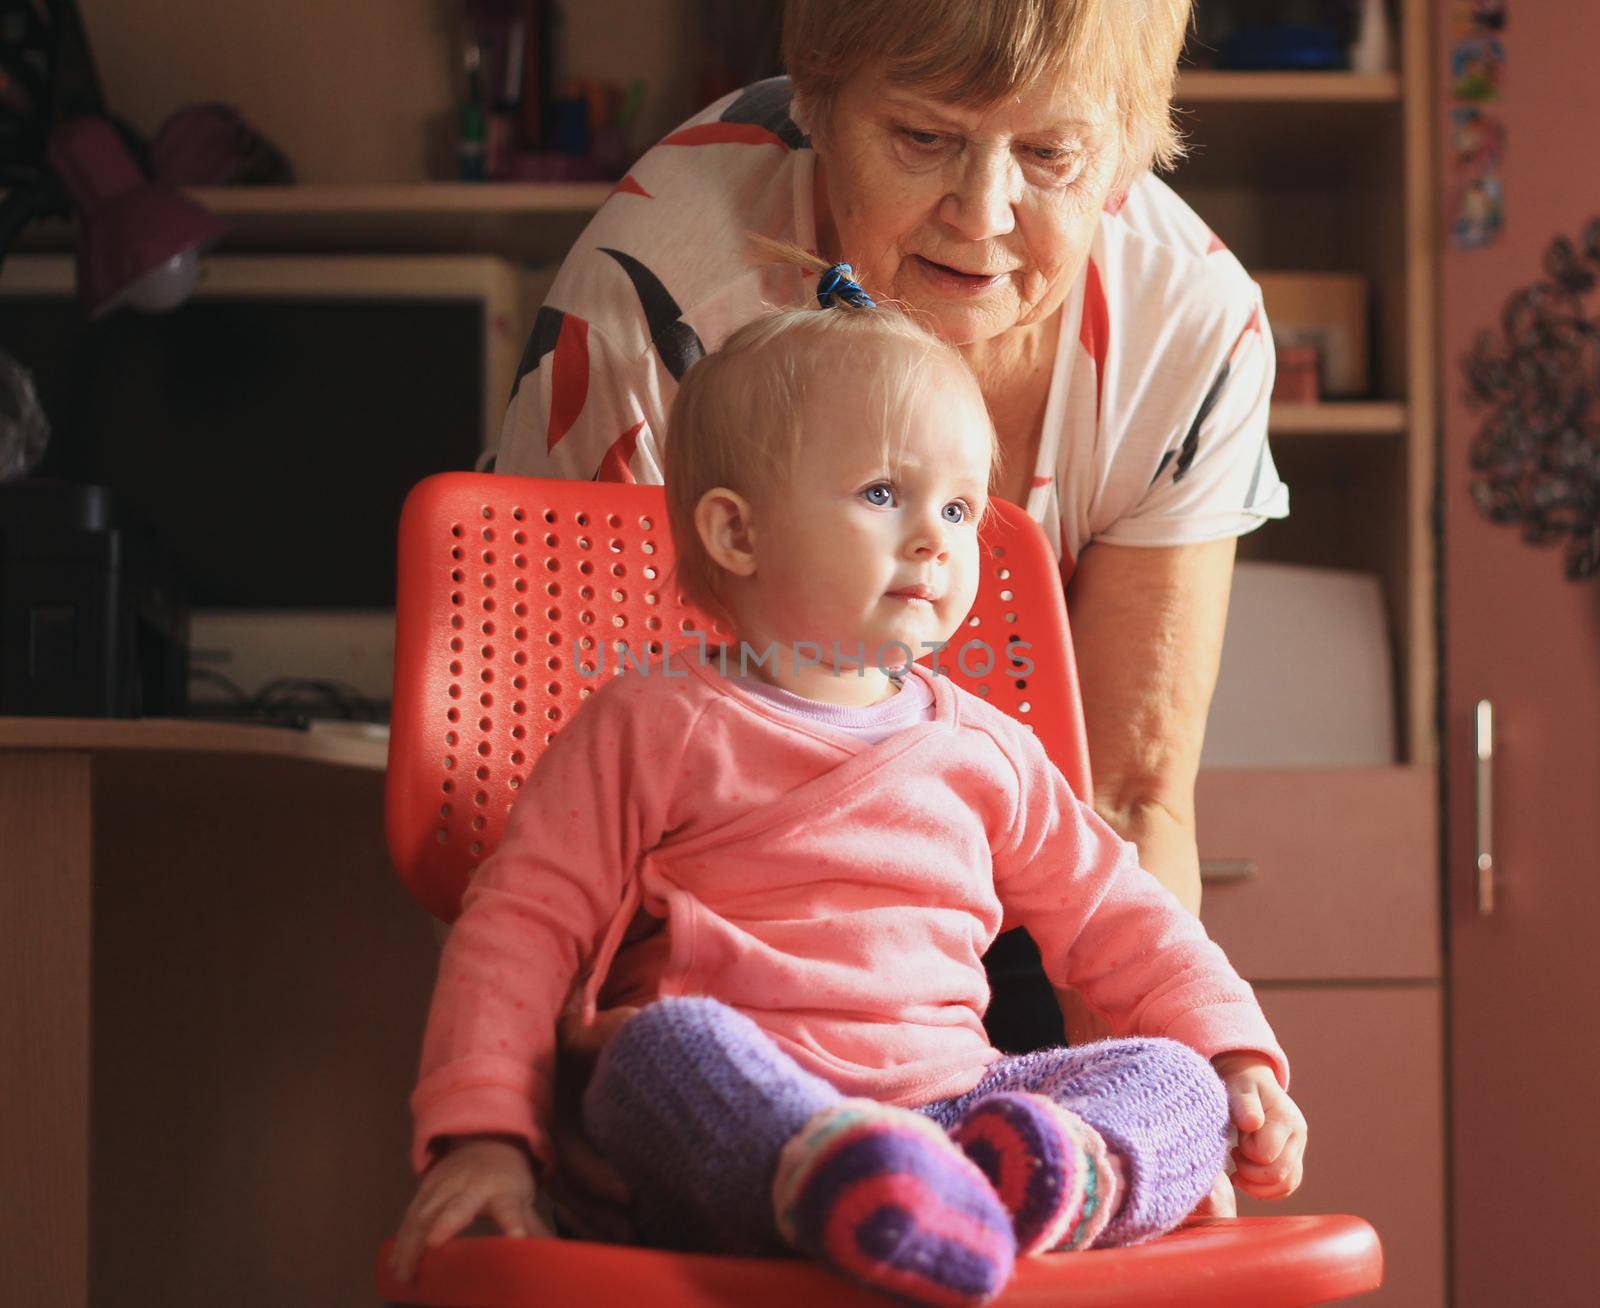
[1211,1052,1308,1200]
[1190,1170,1238,1219]
[390,1137,549,1284]
[546,1005,640,1242]
[1056,985,1115,1045]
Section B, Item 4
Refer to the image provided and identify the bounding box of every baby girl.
[391,264,1306,1306]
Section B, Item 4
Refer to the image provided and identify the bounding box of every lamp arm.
[44,0,107,120]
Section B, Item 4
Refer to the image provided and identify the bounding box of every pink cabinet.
[1197,768,1444,1306]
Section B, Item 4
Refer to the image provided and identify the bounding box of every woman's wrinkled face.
[812,68,1123,346]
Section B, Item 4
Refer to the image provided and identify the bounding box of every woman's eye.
[1026,146,1088,182]
[901,128,944,149]
[863,484,895,507]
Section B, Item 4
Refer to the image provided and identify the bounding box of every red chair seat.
[376,1216,1382,1307]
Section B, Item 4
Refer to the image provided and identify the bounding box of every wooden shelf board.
[1270,402,1408,436]
[187,182,614,216]
[6,183,607,261]
[1177,71,1402,103]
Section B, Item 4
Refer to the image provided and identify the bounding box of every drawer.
[1240,985,1446,1308]
[1195,767,1439,982]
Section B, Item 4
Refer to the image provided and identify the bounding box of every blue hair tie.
[817,262,876,309]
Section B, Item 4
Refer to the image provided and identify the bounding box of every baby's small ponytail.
[744,232,878,310]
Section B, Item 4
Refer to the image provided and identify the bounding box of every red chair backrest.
[387,473,1092,921]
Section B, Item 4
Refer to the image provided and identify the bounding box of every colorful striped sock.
[949,1092,1123,1255]
[1053,1107,1121,1252]
[774,1100,1017,1307]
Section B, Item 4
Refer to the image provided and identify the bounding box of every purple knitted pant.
[582,996,1229,1255]
[915,1040,1231,1246]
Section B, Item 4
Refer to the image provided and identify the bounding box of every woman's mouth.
[912,256,1006,296]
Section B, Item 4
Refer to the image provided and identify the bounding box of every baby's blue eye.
[942,501,969,524]
[863,484,894,507]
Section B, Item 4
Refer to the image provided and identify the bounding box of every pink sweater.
[410,658,1287,1172]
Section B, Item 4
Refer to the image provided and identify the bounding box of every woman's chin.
[899,294,1019,347]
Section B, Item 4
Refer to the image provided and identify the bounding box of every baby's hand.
[1211,1052,1307,1201]
[390,1136,550,1284]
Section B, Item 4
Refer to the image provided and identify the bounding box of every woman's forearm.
[1064,538,1236,924]
[1096,796,1203,918]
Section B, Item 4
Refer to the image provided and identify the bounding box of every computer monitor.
[0,253,533,709]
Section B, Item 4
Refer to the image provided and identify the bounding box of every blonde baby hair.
[664,236,998,623]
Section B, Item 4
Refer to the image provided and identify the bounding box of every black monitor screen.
[0,297,486,607]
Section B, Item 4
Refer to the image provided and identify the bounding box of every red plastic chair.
[378,472,1383,1306]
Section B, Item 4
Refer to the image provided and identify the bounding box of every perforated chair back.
[387,472,1091,921]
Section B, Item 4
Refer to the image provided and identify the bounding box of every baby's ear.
[694,487,759,578]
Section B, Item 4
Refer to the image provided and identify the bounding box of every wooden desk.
[1,719,438,1307]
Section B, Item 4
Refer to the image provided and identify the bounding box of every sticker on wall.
[1451,36,1506,101]
[1454,1,1506,38]
[1448,4,1508,250]
[1451,174,1504,250]
[1451,106,1506,172]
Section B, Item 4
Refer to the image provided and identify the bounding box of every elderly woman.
[497,0,1286,1057]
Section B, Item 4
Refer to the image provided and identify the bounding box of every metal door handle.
[1200,859,1259,884]
[1476,699,1495,915]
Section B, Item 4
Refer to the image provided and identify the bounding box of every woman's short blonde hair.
[784,0,1193,178]
[665,249,995,622]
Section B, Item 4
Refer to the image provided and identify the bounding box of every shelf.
[186,181,614,216]
[1176,71,1402,102]
[4,181,610,262]
[1269,402,1407,436]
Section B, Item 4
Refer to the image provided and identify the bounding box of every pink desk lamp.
[0,0,224,317]
[41,115,227,318]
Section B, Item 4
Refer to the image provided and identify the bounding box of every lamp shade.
[44,116,227,318]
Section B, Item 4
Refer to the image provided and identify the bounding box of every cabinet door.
[1437,4,1600,1303]
[1239,987,1445,1308]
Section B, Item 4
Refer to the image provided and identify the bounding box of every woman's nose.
[940,146,1017,242]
